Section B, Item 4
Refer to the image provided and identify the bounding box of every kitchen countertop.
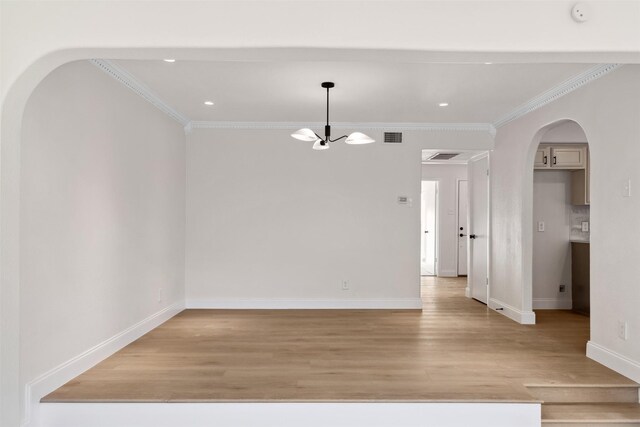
[570,239,590,244]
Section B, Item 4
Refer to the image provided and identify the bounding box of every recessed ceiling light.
[204,101,214,106]
[438,102,449,107]
[163,59,176,63]
[484,62,493,65]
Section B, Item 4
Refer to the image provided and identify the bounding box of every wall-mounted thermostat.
[397,196,412,206]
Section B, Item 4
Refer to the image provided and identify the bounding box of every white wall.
[540,121,588,143]
[186,129,426,307]
[421,164,468,277]
[490,65,640,381]
[532,170,572,309]
[19,61,185,417]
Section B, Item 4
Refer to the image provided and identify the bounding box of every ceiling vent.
[428,152,460,161]
[384,132,403,143]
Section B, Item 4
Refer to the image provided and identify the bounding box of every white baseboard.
[489,298,536,325]
[23,301,184,427]
[587,341,640,384]
[437,270,458,278]
[532,298,572,310]
[186,298,423,310]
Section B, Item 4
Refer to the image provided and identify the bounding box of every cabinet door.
[534,147,550,169]
[571,169,589,205]
[551,146,586,169]
[571,242,590,316]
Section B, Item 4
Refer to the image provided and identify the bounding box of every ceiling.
[112,60,595,125]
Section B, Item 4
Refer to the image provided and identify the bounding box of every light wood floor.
[43,277,635,403]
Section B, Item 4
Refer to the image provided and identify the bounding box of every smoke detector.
[571,3,590,22]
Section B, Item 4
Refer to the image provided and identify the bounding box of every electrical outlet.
[157,287,164,303]
[581,221,589,232]
[537,221,545,232]
[618,320,628,340]
[559,285,566,293]
[342,280,349,291]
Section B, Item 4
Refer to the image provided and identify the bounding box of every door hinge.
[486,277,489,285]
[486,169,489,176]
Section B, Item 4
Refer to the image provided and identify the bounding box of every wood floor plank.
[42,277,636,403]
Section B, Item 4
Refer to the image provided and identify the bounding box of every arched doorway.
[528,120,590,319]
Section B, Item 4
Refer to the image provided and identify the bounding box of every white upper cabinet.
[550,146,586,169]
[534,146,551,169]
[535,144,587,170]
[534,143,590,205]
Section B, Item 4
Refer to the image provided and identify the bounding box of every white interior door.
[421,181,437,276]
[457,180,468,276]
[469,156,489,304]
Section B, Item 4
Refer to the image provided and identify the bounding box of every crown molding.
[493,63,622,128]
[90,59,190,126]
[188,121,496,134]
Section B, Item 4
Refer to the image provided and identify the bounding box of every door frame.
[456,178,469,277]
[466,152,491,301]
[421,179,440,277]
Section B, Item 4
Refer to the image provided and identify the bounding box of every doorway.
[468,154,490,304]
[457,180,469,276]
[530,120,590,317]
[421,180,438,276]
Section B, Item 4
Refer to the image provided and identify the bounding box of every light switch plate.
[537,221,545,232]
[581,221,589,232]
[623,179,631,197]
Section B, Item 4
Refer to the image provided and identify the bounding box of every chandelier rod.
[321,83,349,143]
[326,85,330,127]
[324,84,331,142]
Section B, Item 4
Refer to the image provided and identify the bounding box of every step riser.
[543,423,640,427]
[528,387,639,403]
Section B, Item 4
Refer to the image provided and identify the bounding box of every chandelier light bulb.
[312,139,330,150]
[291,128,318,142]
[345,132,375,145]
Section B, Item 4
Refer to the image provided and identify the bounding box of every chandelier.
[291,82,375,150]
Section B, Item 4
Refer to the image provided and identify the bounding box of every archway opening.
[529,120,590,328]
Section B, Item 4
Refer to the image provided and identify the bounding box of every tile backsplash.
[571,205,590,241]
